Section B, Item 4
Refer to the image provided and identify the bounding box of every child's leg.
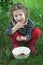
[9,32,22,48]
[27,28,41,54]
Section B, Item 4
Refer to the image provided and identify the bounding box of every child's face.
[12,9,26,24]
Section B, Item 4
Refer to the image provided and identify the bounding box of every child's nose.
[17,16,21,20]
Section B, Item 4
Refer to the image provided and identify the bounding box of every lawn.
[0,0,43,65]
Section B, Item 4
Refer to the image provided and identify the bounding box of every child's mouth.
[19,20,24,23]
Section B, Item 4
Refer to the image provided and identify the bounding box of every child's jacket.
[5,19,34,41]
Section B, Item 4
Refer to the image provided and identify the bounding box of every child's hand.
[16,22,24,29]
[20,36,26,41]
[16,36,26,41]
[16,36,22,41]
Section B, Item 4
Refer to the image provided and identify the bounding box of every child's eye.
[20,14,22,16]
[15,15,17,17]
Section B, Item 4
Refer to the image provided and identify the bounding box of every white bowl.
[12,46,31,59]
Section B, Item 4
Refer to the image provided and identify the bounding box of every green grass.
[0,0,43,65]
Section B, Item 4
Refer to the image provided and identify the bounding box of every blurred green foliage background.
[0,0,43,65]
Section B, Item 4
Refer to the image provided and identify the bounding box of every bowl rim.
[12,46,31,56]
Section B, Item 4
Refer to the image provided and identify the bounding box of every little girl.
[5,3,41,54]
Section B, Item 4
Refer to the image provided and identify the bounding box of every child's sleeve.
[5,22,13,35]
[25,19,34,41]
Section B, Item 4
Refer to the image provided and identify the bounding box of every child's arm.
[24,19,34,41]
[16,19,34,42]
[5,22,24,35]
[16,20,34,41]
[5,22,17,35]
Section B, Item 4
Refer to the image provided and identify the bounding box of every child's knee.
[32,28,41,38]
